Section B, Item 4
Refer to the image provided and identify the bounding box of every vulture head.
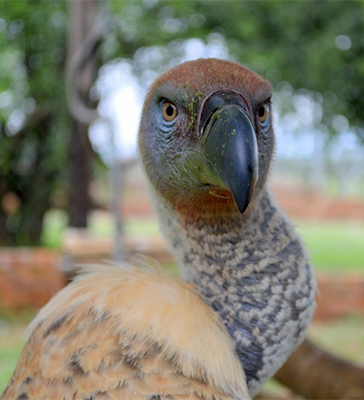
[139,58,274,223]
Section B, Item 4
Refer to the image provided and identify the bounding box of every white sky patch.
[89,61,143,163]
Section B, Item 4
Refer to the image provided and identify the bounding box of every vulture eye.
[161,101,178,122]
[257,103,269,123]
[257,102,271,135]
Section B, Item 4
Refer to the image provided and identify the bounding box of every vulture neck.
[150,186,316,396]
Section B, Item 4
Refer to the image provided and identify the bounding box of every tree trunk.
[66,0,97,228]
[275,339,364,399]
[67,122,92,227]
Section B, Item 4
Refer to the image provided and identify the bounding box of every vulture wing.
[1,265,249,400]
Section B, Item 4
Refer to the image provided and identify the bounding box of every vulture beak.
[197,90,259,213]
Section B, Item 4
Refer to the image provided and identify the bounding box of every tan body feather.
[1,265,249,400]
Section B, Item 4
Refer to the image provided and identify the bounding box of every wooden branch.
[275,339,364,399]
[66,0,105,125]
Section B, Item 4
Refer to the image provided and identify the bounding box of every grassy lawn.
[0,310,36,392]
[308,314,364,364]
[0,325,26,392]
[42,210,364,273]
[296,220,364,273]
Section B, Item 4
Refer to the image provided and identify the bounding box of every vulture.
[1,58,316,400]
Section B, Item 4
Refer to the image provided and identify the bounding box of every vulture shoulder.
[1,265,249,400]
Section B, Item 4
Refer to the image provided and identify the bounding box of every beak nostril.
[198,89,250,138]
[200,108,220,140]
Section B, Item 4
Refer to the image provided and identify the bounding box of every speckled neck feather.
[149,184,316,396]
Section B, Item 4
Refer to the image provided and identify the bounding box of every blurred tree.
[106,0,363,134]
[0,1,69,245]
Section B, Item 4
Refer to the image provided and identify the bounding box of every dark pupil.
[258,106,265,118]
[166,105,174,117]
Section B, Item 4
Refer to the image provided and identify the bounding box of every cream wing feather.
[1,265,249,400]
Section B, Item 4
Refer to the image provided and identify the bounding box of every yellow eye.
[257,103,269,123]
[161,101,178,122]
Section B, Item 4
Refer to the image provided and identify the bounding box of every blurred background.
[0,0,363,397]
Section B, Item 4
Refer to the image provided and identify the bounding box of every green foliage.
[0,1,70,245]
[0,1,68,115]
[106,0,364,133]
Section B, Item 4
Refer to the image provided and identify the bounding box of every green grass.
[41,210,159,248]
[308,314,364,364]
[0,309,36,392]
[0,326,25,391]
[41,210,364,272]
[296,220,364,272]
[124,218,159,237]
[41,209,68,248]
